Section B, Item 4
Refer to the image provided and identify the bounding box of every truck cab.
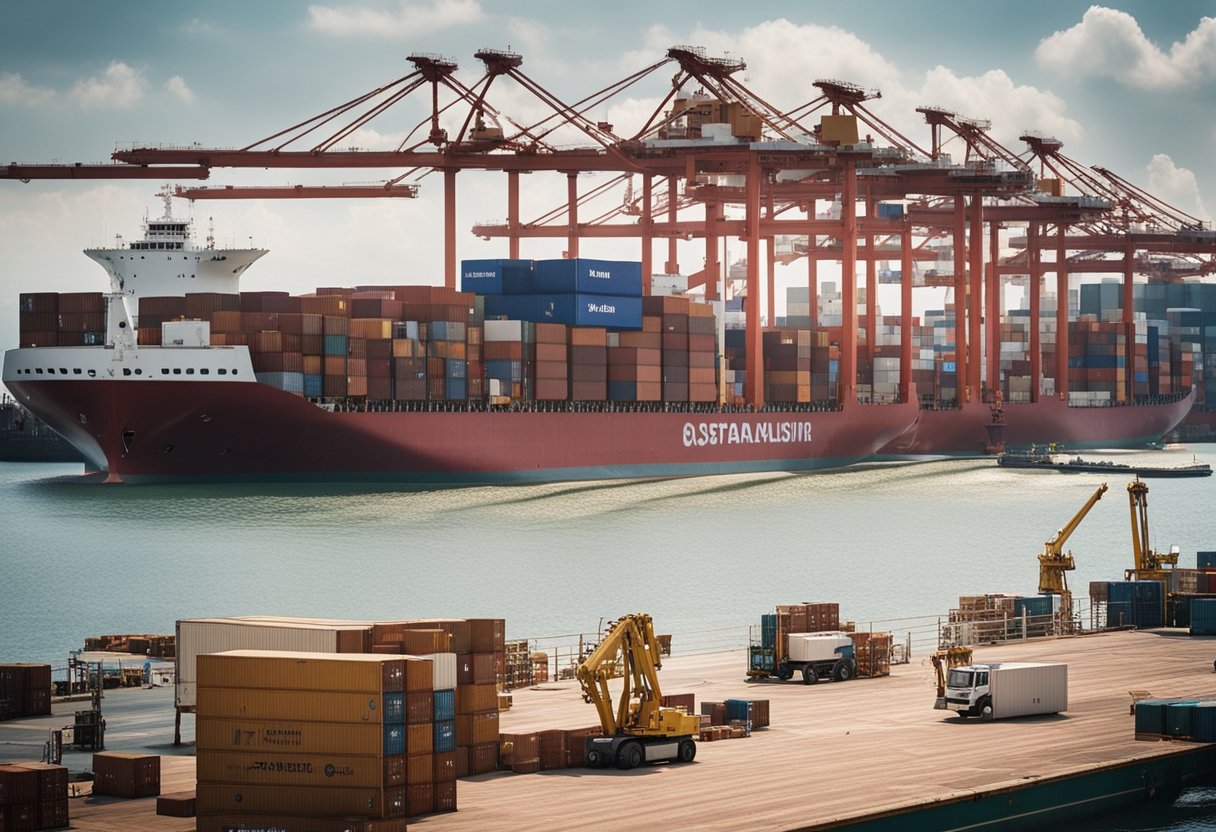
[944,665,992,718]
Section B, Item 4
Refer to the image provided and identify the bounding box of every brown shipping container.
[435,779,457,812]
[196,816,405,832]
[498,732,540,767]
[12,762,67,803]
[384,753,405,787]
[400,629,450,655]
[468,742,499,775]
[538,729,567,771]
[195,783,405,819]
[196,750,401,789]
[2,802,37,830]
[471,653,496,685]
[570,327,607,347]
[455,711,500,747]
[404,657,433,693]
[406,753,431,786]
[562,726,603,768]
[406,782,434,817]
[406,691,434,725]
[38,796,70,828]
[406,723,433,757]
[196,717,394,757]
[0,764,39,804]
[91,752,160,798]
[454,746,469,778]
[197,651,404,694]
[405,621,471,654]
[456,684,498,715]
[197,688,390,724]
[432,751,456,783]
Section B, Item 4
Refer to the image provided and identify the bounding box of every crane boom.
[1126,478,1179,579]
[1039,482,1107,634]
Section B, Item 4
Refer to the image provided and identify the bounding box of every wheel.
[802,666,818,685]
[833,660,854,682]
[677,739,697,763]
[777,664,793,681]
[978,696,994,722]
[585,747,605,768]
[616,742,644,770]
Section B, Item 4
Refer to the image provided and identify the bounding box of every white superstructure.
[84,186,267,317]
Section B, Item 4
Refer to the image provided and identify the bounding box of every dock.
[4,628,1215,831]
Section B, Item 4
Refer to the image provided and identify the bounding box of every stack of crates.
[0,664,51,721]
[193,650,424,831]
[0,762,69,830]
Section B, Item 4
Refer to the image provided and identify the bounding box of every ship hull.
[878,393,1194,458]
[5,377,918,486]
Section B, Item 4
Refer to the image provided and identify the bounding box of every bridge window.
[59,368,67,374]
[35,368,43,374]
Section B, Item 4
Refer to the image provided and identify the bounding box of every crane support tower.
[1125,478,1180,581]
[1039,482,1108,633]
[576,614,701,770]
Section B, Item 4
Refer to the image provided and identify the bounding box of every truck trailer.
[943,662,1067,720]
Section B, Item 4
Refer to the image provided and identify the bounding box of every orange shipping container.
[456,684,498,714]
[195,718,396,756]
[197,688,392,724]
[195,783,404,819]
[197,651,404,693]
[196,750,397,789]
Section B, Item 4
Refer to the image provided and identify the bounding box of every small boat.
[998,447,1212,478]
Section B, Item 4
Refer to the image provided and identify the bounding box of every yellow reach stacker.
[576,613,701,770]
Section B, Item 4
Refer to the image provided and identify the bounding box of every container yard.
[5,628,1216,831]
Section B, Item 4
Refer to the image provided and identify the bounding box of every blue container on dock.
[533,258,643,297]
[483,294,538,322]
[724,699,753,735]
[541,293,642,329]
[1198,552,1216,569]
[1107,602,1133,628]
[383,692,405,724]
[761,614,777,651]
[1193,702,1216,741]
[1014,595,1054,619]
[1108,582,1134,605]
[1134,699,1169,736]
[433,719,456,753]
[1190,598,1216,635]
[433,689,455,722]
[1167,595,1192,628]
[1167,702,1200,737]
[445,378,467,401]
[460,258,533,295]
[383,723,406,756]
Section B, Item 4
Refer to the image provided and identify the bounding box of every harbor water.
[2,444,1216,830]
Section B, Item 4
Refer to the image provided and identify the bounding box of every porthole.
[88,369,96,378]
[161,368,169,376]
[59,368,67,374]
[200,368,210,375]
[73,368,81,375]
[122,368,132,376]
[218,368,227,375]
[173,368,181,375]
[186,368,195,375]
[134,368,142,376]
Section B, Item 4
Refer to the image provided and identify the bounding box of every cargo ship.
[1,200,918,485]
[0,394,85,463]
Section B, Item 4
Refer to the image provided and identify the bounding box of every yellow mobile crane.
[1125,478,1179,581]
[576,614,701,770]
[1039,482,1109,633]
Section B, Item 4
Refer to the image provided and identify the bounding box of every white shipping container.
[786,633,853,663]
[989,662,1067,718]
[162,320,210,347]
[421,652,458,691]
[176,618,358,708]
[483,319,524,342]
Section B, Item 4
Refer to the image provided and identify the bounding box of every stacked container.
[0,664,51,721]
[569,326,607,401]
[484,319,529,401]
[762,330,811,403]
[607,316,663,402]
[534,322,568,401]
[194,650,416,830]
[91,752,160,798]
[0,762,69,831]
[17,292,60,347]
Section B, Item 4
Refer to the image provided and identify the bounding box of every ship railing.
[938,606,1095,648]
[311,397,849,414]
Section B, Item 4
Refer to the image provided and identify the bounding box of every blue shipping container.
[1191,598,1216,635]
[533,258,643,297]
[536,293,642,329]
[485,360,523,382]
[383,723,406,756]
[460,258,533,295]
[383,692,405,724]
[303,373,323,398]
[323,334,348,355]
[445,359,467,380]
[607,381,637,401]
[433,689,456,722]
[1193,702,1216,742]
[256,372,305,395]
[1199,552,1216,569]
[446,378,467,401]
[433,719,456,753]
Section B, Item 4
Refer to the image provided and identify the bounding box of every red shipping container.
[155,791,196,817]
[405,783,434,817]
[434,779,457,812]
[406,754,431,785]
[406,691,435,725]
[91,752,160,798]
[469,742,498,775]
[0,764,39,805]
[432,751,456,783]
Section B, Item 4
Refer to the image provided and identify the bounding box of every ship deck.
[5,628,1214,831]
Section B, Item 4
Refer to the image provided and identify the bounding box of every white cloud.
[1036,6,1216,90]
[68,61,146,110]
[180,18,219,36]
[0,71,56,107]
[165,75,196,103]
[913,66,1083,151]
[307,0,484,37]
[1144,154,1210,223]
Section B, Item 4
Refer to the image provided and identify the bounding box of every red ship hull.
[7,378,919,485]
[878,392,1194,457]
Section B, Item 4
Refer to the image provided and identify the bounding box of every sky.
[2,0,1215,353]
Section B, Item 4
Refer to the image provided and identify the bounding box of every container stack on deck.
[0,664,51,721]
[947,593,1060,642]
[194,650,417,831]
[0,761,69,831]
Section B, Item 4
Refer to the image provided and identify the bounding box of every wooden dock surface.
[16,629,1216,831]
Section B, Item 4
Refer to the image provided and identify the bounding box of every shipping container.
[195,718,404,757]
[196,750,401,789]
[195,783,406,819]
[197,688,397,725]
[91,752,160,798]
[532,259,643,297]
[197,650,404,694]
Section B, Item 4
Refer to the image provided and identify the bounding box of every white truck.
[779,633,856,684]
[942,662,1067,720]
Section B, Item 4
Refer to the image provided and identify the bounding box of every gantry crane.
[576,614,700,770]
[1125,478,1179,582]
[1039,482,1108,633]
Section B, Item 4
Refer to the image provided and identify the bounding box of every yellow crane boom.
[1126,478,1179,580]
[1039,482,1108,633]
